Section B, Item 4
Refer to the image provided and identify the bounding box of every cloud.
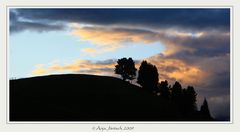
[11,9,230,56]
[10,10,66,34]
[146,55,206,86]
[10,8,230,33]
[81,48,97,53]
[31,64,48,76]
[10,21,66,34]
[71,26,161,52]
[166,32,230,61]
[71,25,230,58]
[31,59,118,77]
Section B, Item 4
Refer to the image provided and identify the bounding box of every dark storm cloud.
[10,10,66,33]
[165,32,230,61]
[197,54,230,96]
[10,21,66,33]
[10,8,230,33]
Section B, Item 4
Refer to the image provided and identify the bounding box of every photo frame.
[0,0,239,132]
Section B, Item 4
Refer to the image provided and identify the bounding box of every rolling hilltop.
[10,74,213,121]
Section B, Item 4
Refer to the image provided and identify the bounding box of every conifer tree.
[200,98,211,117]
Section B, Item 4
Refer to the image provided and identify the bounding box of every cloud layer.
[10,8,230,33]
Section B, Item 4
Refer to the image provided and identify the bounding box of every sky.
[9,8,230,120]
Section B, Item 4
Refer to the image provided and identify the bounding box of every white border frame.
[6,6,233,124]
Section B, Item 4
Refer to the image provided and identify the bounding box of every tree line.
[115,57,211,117]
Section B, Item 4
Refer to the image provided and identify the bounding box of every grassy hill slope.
[10,74,201,121]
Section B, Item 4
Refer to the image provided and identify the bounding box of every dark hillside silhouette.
[10,74,180,121]
[10,74,214,121]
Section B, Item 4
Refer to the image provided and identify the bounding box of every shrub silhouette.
[137,60,159,92]
[115,57,137,81]
[158,80,170,98]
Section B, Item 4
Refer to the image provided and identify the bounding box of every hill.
[10,74,212,121]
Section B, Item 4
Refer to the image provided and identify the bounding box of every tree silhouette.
[171,81,182,102]
[186,86,197,111]
[115,58,214,120]
[200,98,211,117]
[158,80,170,98]
[115,57,137,81]
[137,60,159,92]
[182,86,197,114]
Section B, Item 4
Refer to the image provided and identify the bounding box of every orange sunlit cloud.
[71,25,224,57]
[147,55,207,87]
[71,26,156,45]
[71,26,157,54]
[32,64,48,76]
[81,48,97,53]
[31,60,117,76]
